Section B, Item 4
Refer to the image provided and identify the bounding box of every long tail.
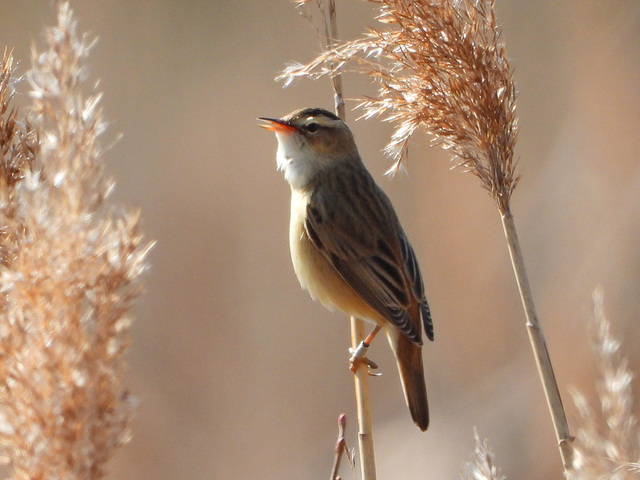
[388,331,429,431]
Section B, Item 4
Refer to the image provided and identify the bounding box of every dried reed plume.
[0,50,39,271]
[458,429,505,480]
[568,290,640,480]
[282,0,574,474]
[0,3,151,479]
[282,0,518,212]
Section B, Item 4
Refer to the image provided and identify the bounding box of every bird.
[260,107,434,431]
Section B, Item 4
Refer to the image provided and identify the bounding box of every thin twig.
[325,0,345,121]
[330,414,354,480]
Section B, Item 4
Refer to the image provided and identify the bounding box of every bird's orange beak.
[258,117,298,134]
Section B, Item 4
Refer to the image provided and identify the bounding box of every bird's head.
[260,108,358,189]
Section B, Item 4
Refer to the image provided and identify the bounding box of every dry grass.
[455,289,640,480]
[569,289,640,480]
[457,287,640,480]
[0,3,151,479]
[0,50,39,273]
[455,288,640,480]
[458,429,505,480]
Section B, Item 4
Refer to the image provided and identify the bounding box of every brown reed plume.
[0,3,151,479]
[281,0,574,474]
[282,0,518,211]
[0,50,39,271]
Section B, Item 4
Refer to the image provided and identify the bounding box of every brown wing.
[305,162,433,344]
[398,228,434,341]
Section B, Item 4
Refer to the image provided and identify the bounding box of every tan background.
[2,1,640,479]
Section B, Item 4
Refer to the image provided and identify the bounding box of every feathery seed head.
[280,0,519,212]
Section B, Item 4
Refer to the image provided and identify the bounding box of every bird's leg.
[349,325,381,374]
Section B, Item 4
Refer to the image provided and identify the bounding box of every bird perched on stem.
[260,107,434,431]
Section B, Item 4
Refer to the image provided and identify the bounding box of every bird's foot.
[349,341,380,376]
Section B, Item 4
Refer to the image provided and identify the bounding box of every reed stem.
[501,208,574,471]
[350,316,378,480]
[322,2,376,478]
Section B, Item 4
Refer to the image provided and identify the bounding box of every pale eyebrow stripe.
[304,116,343,128]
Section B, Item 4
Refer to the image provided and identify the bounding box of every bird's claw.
[349,342,381,376]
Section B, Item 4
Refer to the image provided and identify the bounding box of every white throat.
[275,132,321,190]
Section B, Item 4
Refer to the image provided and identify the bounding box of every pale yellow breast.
[288,189,385,326]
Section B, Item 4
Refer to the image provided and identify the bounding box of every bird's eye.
[306,122,319,133]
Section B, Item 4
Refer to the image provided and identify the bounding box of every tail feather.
[389,331,429,431]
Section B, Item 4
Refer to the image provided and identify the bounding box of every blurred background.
[2,1,640,478]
